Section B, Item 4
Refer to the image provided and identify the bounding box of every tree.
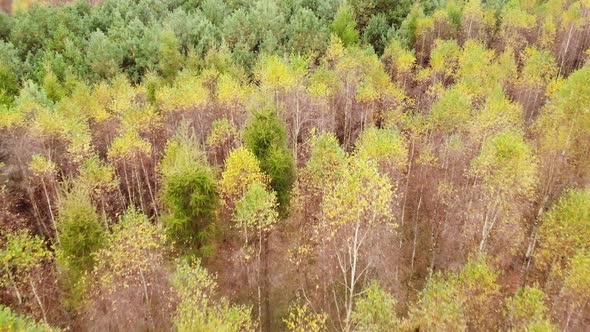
[470,130,538,252]
[535,189,590,280]
[233,182,278,331]
[28,155,58,239]
[55,182,105,303]
[219,146,268,210]
[331,5,360,47]
[243,109,295,215]
[455,256,502,330]
[0,41,23,105]
[319,157,395,331]
[86,30,122,80]
[160,130,218,254]
[88,207,170,331]
[362,13,390,55]
[283,301,328,332]
[158,28,184,81]
[0,305,58,331]
[505,286,555,331]
[172,258,255,332]
[562,250,590,330]
[408,273,467,331]
[429,39,460,85]
[286,8,329,57]
[0,231,51,322]
[350,282,399,332]
[354,126,408,179]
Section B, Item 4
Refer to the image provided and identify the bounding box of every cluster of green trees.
[0,0,589,330]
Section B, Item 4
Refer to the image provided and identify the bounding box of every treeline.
[0,0,589,331]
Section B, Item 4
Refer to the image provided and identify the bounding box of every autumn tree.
[350,282,399,332]
[505,285,556,331]
[469,130,538,253]
[172,258,255,331]
[87,207,170,331]
[0,231,51,322]
[319,157,395,331]
[233,182,278,331]
[535,189,590,288]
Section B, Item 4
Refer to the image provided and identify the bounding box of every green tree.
[86,30,122,80]
[243,109,295,216]
[286,7,329,57]
[0,41,23,105]
[351,282,399,332]
[56,182,105,299]
[158,28,184,81]
[331,5,360,47]
[160,130,218,254]
[535,189,590,279]
[505,286,555,331]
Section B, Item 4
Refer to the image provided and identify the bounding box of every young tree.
[350,282,399,332]
[331,6,360,47]
[535,189,590,281]
[55,182,105,305]
[561,250,590,330]
[408,273,467,331]
[0,305,58,331]
[319,157,395,331]
[469,130,538,252]
[243,109,295,216]
[283,301,328,332]
[505,285,555,331]
[28,155,58,240]
[219,146,268,211]
[88,207,170,331]
[172,258,255,332]
[0,231,51,322]
[234,182,279,331]
[160,130,218,254]
[354,126,408,180]
[158,28,184,82]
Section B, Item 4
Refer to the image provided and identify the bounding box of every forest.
[0,0,588,330]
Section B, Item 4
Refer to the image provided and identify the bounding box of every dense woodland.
[0,0,589,330]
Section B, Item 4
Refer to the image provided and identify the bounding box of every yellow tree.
[219,146,268,211]
[470,130,538,252]
[319,157,395,331]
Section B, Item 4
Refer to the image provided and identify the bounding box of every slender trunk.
[29,278,47,323]
[10,275,22,304]
[257,226,262,332]
[263,232,270,332]
[40,178,58,242]
[558,26,574,77]
[140,158,158,217]
[400,138,416,249]
[411,195,423,272]
[345,220,361,332]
